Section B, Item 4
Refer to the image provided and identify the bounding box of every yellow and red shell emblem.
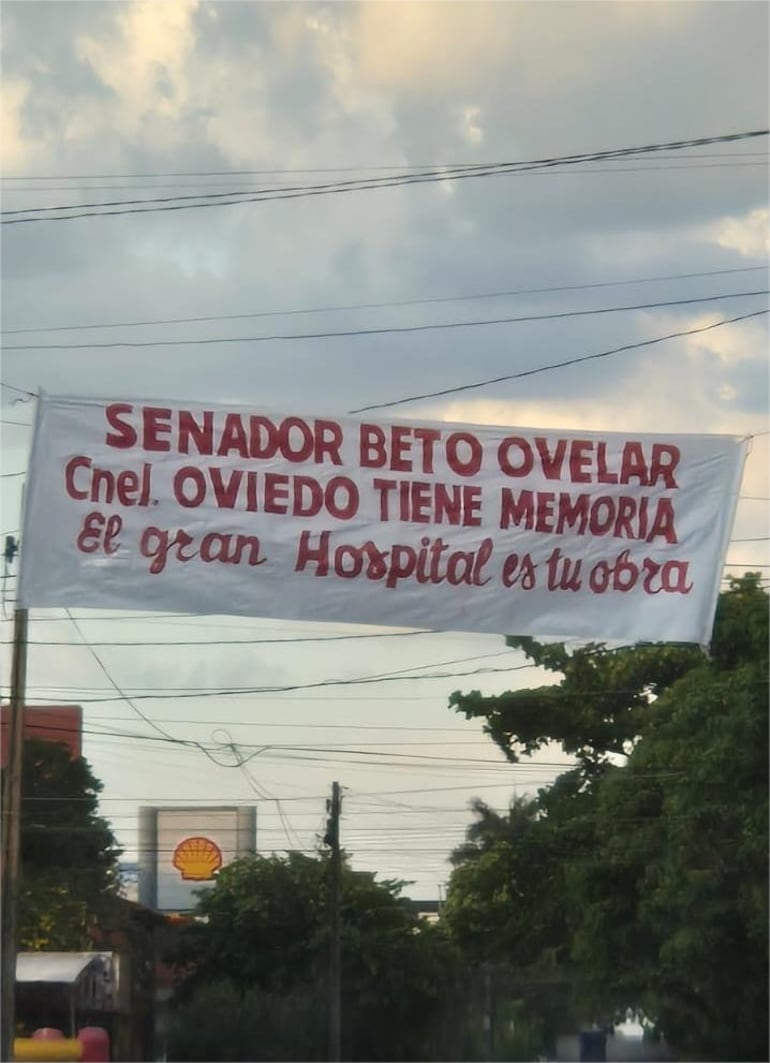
[172,836,223,881]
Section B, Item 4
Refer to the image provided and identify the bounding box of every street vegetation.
[9,575,767,1061]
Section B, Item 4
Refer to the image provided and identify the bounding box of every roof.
[16,952,111,985]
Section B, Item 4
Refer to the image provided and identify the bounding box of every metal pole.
[328,781,341,1062]
[1,606,29,1062]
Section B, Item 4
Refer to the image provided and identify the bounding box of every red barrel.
[31,1028,65,1040]
[77,1027,110,1063]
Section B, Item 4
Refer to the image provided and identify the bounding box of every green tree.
[570,618,768,1059]
[4,738,122,950]
[167,980,327,1062]
[446,575,769,1061]
[170,851,455,1061]
[442,791,584,1056]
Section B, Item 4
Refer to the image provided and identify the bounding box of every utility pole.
[326,780,342,1062]
[483,962,495,1060]
[1,602,29,1063]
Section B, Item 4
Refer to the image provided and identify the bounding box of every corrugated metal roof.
[16,952,111,985]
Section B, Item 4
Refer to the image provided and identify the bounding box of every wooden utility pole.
[327,780,342,1062]
[483,962,495,1060]
[1,605,29,1063]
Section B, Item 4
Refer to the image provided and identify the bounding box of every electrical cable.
[350,307,770,412]
[4,159,769,206]
[5,289,767,350]
[8,629,438,647]
[3,149,766,182]
[0,382,36,398]
[63,609,283,773]
[64,610,181,744]
[14,672,768,706]
[5,264,764,336]
[3,129,766,224]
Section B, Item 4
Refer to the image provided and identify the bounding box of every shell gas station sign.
[137,806,256,912]
[172,836,224,881]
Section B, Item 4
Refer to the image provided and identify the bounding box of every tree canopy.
[163,576,768,1061]
[169,851,456,1061]
[4,737,122,950]
[445,574,769,1061]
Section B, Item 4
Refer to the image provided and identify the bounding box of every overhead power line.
[3,129,766,224]
[15,672,770,707]
[65,611,179,745]
[2,161,767,208]
[350,308,770,412]
[4,149,766,182]
[4,290,767,351]
[0,382,36,398]
[4,265,764,336]
[1,664,554,705]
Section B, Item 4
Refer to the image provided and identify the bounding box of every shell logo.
[172,836,223,881]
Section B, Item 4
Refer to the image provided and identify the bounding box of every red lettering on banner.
[65,456,151,507]
[293,476,323,516]
[496,437,682,487]
[391,426,412,472]
[360,425,480,476]
[316,420,344,466]
[372,478,482,526]
[536,437,567,480]
[105,407,344,465]
[295,532,493,588]
[325,477,358,519]
[167,467,359,519]
[545,548,582,591]
[373,478,397,520]
[596,442,618,484]
[76,511,123,555]
[264,473,290,514]
[500,489,677,544]
[360,424,387,468]
[105,404,137,448]
[535,493,555,533]
[179,410,214,454]
[219,414,249,457]
[66,456,90,500]
[175,467,206,507]
[569,441,593,484]
[620,442,648,486]
[649,444,680,488]
[408,481,431,523]
[143,407,173,452]
[279,418,314,463]
[296,530,331,576]
[445,432,482,477]
[414,428,440,473]
[139,526,266,574]
[501,551,536,590]
[498,437,533,478]
[209,467,242,509]
[581,551,693,596]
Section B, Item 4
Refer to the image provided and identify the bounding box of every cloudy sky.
[2,1,768,900]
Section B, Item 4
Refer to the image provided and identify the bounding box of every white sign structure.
[19,395,747,644]
[138,806,257,911]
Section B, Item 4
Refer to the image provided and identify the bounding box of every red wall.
[1,705,83,766]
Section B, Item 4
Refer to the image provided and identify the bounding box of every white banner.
[19,395,747,644]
